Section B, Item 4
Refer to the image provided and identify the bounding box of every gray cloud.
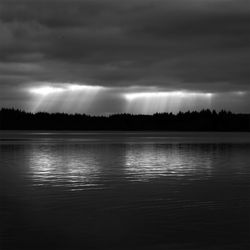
[0,0,250,112]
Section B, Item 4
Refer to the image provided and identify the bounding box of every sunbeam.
[124,91,213,114]
[29,86,65,95]
[28,83,105,113]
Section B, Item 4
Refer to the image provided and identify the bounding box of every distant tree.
[0,108,250,131]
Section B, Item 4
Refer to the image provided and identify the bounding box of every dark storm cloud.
[1,0,250,111]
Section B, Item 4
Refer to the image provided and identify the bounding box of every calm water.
[0,132,250,250]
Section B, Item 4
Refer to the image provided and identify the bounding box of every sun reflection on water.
[27,142,214,189]
[125,145,212,182]
[28,145,101,190]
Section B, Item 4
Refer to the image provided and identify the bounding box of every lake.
[0,132,250,249]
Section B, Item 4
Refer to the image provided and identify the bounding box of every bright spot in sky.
[28,83,105,113]
[124,91,213,114]
[29,84,103,96]
[124,91,213,101]
[234,91,246,96]
[29,86,65,95]
[27,83,214,114]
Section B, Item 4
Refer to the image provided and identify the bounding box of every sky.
[0,0,250,114]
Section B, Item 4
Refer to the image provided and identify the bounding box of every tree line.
[0,108,250,131]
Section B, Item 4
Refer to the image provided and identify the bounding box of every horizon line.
[1,107,250,116]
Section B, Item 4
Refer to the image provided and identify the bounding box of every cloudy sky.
[0,0,250,114]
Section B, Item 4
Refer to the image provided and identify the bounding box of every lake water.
[0,132,250,249]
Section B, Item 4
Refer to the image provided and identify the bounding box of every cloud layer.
[1,0,250,113]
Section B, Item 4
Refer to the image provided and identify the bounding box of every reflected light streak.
[28,145,101,190]
[125,145,212,182]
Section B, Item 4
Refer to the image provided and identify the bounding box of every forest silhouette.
[0,108,250,131]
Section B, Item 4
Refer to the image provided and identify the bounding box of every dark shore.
[1,108,250,131]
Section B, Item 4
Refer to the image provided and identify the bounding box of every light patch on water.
[27,145,101,190]
[125,145,212,182]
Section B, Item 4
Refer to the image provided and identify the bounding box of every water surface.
[1,132,250,249]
